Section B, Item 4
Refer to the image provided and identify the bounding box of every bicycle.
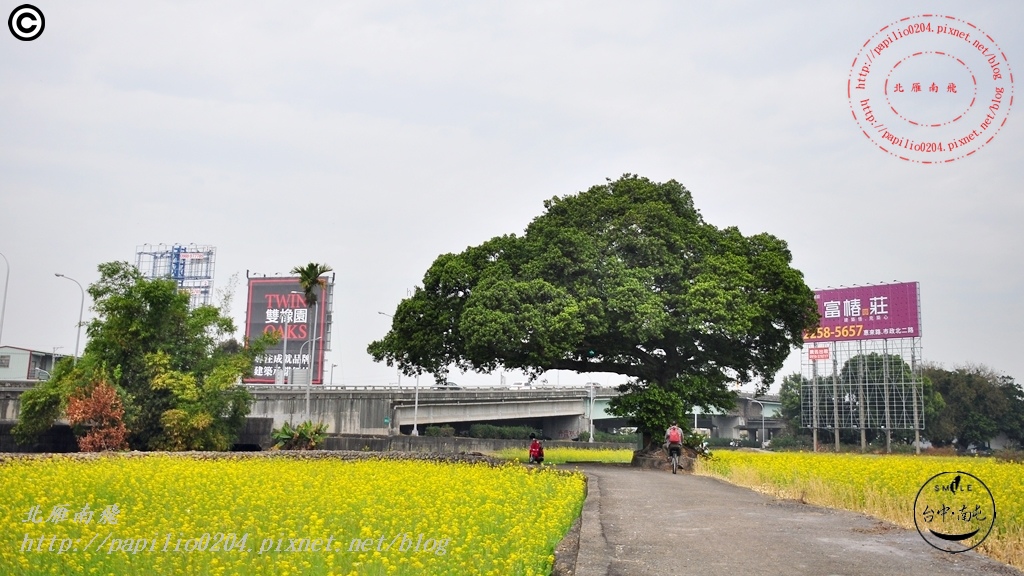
[667,444,681,474]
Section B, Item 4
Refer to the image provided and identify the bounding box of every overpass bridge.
[1,381,624,441]
[1,380,781,446]
[245,385,623,440]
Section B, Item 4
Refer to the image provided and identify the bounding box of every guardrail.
[243,384,621,393]
[0,380,40,389]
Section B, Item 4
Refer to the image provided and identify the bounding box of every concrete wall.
[248,392,395,435]
[0,392,23,421]
[712,416,743,439]
[394,400,584,430]
[544,415,585,440]
[0,384,652,452]
[323,435,632,453]
[249,388,596,436]
[0,422,77,453]
[236,417,275,449]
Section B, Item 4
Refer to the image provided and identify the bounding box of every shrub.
[593,430,639,444]
[500,426,537,440]
[468,424,539,439]
[425,425,456,437]
[65,379,129,452]
[271,421,328,450]
[469,424,499,438]
[769,434,813,451]
[995,448,1024,463]
[683,431,712,459]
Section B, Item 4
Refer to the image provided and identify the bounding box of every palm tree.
[292,262,332,309]
[290,262,332,418]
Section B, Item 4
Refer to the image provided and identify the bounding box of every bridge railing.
[0,380,40,390]
[242,384,620,393]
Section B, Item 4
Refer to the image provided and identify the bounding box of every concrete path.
[571,463,1022,576]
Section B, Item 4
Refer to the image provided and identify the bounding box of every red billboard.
[807,347,831,360]
[244,277,328,384]
[803,282,920,343]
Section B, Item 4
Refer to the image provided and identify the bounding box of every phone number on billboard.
[803,325,863,341]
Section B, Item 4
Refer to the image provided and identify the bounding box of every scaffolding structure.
[801,338,924,430]
[135,244,217,309]
[799,282,924,452]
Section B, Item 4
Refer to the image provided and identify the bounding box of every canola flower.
[492,447,635,465]
[0,454,585,576]
[696,451,1024,571]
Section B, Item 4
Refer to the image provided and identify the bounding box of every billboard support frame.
[135,244,216,309]
[800,282,923,454]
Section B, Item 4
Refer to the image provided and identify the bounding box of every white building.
[0,346,65,381]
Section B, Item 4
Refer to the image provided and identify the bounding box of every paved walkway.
[571,464,1022,576]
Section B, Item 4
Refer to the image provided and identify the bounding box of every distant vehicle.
[432,381,461,390]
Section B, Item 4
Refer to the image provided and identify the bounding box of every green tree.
[778,373,806,435]
[997,374,1024,448]
[15,261,264,450]
[368,175,818,445]
[924,364,1021,450]
[838,353,919,441]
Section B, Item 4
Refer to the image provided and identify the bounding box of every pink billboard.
[803,282,920,343]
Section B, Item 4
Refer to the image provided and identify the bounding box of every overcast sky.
[1,1,1021,392]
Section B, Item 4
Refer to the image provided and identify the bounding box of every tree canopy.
[291,263,333,308]
[923,364,1024,449]
[15,261,266,450]
[369,175,818,437]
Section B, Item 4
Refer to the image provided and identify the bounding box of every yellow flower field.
[696,451,1024,570]
[0,454,586,576]
[492,447,635,464]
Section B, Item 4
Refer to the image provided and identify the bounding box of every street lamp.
[412,374,419,436]
[0,251,9,345]
[751,399,767,449]
[298,336,323,421]
[55,273,84,365]
[379,310,417,435]
[588,383,596,443]
[330,363,337,386]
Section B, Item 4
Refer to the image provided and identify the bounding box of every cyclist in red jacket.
[665,422,683,460]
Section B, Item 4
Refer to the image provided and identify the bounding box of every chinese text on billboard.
[804,282,920,343]
[244,278,326,384]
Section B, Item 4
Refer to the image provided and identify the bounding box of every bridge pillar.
[542,415,585,441]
